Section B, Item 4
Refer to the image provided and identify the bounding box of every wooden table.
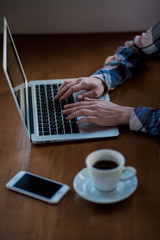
[0,33,160,240]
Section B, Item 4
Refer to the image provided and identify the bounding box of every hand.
[62,97,133,127]
[55,77,106,100]
[104,54,122,65]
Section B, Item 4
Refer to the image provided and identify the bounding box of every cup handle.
[120,166,137,181]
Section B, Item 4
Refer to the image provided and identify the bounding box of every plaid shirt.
[91,20,160,135]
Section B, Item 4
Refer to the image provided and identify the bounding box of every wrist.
[120,106,133,125]
[94,77,108,93]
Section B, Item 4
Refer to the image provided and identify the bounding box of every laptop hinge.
[28,87,34,134]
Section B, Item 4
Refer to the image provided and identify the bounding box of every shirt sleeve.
[129,107,160,135]
[133,20,160,58]
[91,46,145,91]
[91,20,160,91]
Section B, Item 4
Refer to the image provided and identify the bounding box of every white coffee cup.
[86,149,136,192]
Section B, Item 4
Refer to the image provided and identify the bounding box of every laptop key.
[72,129,79,133]
[58,128,64,134]
[65,127,71,134]
[51,129,57,135]
[44,132,50,135]
[43,123,49,128]
[43,127,49,132]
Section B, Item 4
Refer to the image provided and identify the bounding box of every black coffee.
[93,160,118,170]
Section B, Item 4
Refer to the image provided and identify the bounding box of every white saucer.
[73,168,138,204]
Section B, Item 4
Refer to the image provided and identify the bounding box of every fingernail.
[78,95,83,100]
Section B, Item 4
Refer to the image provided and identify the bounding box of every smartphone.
[6,171,70,204]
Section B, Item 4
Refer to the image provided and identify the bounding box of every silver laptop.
[2,18,119,144]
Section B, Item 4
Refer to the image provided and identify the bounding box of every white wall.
[0,0,159,34]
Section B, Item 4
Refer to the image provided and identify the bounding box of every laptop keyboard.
[35,84,79,136]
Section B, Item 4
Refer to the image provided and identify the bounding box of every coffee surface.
[93,160,118,170]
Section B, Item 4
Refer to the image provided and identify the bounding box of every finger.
[63,104,93,116]
[55,78,85,100]
[59,80,71,90]
[59,85,80,100]
[56,82,86,100]
[63,100,92,109]
[77,89,98,100]
[83,97,106,105]
[57,77,99,100]
[55,78,83,99]
[76,116,98,125]
[62,79,97,99]
[66,108,96,120]
[83,97,96,101]
[55,80,74,99]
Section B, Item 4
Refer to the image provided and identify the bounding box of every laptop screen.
[3,18,29,137]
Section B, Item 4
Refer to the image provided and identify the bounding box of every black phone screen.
[14,173,62,199]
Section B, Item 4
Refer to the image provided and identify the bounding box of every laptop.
[2,18,119,144]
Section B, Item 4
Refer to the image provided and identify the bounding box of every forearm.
[129,107,160,135]
[91,20,160,92]
[91,46,145,91]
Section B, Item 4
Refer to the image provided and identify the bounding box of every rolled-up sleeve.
[129,107,160,135]
[91,47,145,91]
[91,20,160,90]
